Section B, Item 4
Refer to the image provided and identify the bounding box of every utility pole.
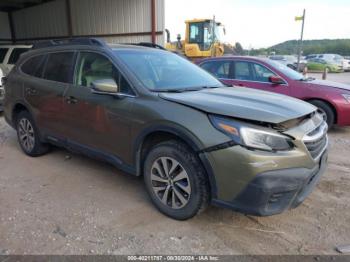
[297,9,306,71]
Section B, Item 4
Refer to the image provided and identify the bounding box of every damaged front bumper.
[202,134,328,216]
[212,150,328,216]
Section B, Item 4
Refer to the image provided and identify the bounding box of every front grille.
[303,121,328,160]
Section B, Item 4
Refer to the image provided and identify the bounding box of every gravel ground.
[0,114,350,255]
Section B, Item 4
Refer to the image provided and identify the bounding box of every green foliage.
[235,42,244,55]
[268,39,350,56]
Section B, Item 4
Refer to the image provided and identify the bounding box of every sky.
[165,0,350,49]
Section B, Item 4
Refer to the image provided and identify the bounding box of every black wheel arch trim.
[134,124,218,199]
[10,100,35,128]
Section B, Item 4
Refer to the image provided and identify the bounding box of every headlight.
[209,115,293,151]
[240,127,293,151]
[342,94,350,103]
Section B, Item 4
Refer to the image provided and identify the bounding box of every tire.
[16,110,49,157]
[309,100,335,128]
[143,140,210,220]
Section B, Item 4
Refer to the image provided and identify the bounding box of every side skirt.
[46,135,136,175]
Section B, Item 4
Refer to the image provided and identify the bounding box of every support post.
[297,9,306,71]
[65,0,73,38]
[8,12,16,44]
[151,0,156,44]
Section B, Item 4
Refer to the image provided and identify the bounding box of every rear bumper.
[212,150,328,216]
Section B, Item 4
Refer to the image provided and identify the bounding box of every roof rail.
[128,42,166,50]
[32,38,107,49]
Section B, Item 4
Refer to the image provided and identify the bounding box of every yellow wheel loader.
[165,18,234,60]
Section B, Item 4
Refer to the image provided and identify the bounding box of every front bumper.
[204,134,328,216]
[212,151,328,216]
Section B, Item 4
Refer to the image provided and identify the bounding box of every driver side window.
[252,63,277,83]
[74,52,133,95]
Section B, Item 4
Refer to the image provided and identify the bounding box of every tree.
[235,42,244,55]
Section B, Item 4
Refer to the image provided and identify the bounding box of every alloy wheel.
[150,157,191,209]
[18,118,35,152]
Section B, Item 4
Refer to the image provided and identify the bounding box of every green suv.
[3,39,328,220]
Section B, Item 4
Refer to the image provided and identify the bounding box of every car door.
[62,51,134,161]
[232,60,290,96]
[23,51,76,137]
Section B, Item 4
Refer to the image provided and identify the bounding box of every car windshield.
[114,50,224,91]
[266,60,306,80]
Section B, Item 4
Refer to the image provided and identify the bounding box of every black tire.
[143,140,210,220]
[309,100,335,128]
[16,110,49,157]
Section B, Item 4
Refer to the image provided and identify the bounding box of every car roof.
[197,55,270,64]
[17,42,166,64]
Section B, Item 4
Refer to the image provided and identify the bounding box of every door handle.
[238,84,244,86]
[66,96,78,104]
[25,87,37,95]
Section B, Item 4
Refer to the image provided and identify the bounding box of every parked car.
[305,54,318,60]
[197,56,350,128]
[306,53,349,71]
[307,58,343,73]
[268,55,306,72]
[317,54,348,71]
[343,57,350,71]
[0,45,32,76]
[4,39,328,220]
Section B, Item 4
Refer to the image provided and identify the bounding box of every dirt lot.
[0,113,349,256]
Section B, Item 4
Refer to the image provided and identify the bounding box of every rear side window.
[0,48,9,63]
[21,55,46,78]
[43,52,75,83]
[8,48,30,65]
[200,61,231,79]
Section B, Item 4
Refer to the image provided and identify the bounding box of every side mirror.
[269,76,285,85]
[91,79,119,95]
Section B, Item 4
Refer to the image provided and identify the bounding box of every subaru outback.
[3,39,328,220]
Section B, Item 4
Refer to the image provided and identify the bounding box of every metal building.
[0,0,165,45]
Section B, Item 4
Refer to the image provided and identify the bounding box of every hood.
[308,79,350,91]
[159,87,316,124]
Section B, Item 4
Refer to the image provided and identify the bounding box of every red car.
[197,56,350,127]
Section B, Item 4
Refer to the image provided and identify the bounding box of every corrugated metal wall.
[0,11,11,40]
[70,0,164,44]
[10,0,165,45]
[13,0,68,40]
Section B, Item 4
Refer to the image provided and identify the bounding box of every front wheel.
[309,100,335,128]
[143,140,210,220]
